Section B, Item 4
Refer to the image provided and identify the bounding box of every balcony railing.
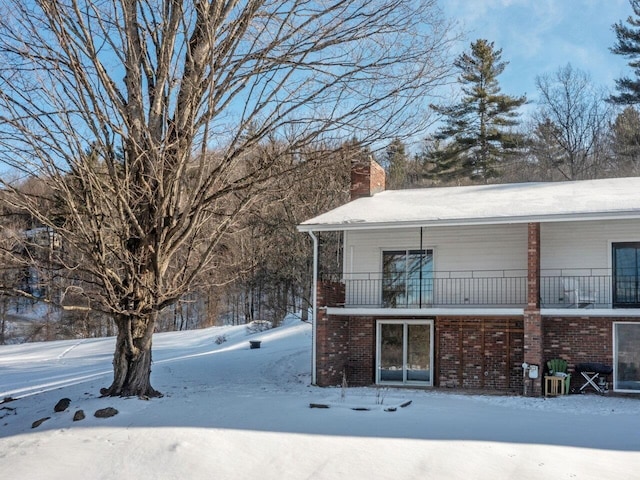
[322,269,627,309]
[540,270,612,308]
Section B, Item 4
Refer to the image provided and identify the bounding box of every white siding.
[343,224,528,307]
[345,224,528,275]
[541,220,640,271]
[340,219,640,308]
[540,220,640,308]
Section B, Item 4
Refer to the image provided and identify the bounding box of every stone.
[32,417,50,429]
[94,407,118,418]
[73,410,85,422]
[54,398,71,412]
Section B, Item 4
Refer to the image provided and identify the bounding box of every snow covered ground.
[1,318,639,479]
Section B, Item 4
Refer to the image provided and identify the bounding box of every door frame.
[380,248,434,308]
[375,319,434,386]
[612,242,640,308]
[613,321,640,393]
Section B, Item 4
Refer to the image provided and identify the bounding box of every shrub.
[246,320,272,334]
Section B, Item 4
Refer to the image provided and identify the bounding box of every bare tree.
[0,184,67,344]
[0,1,456,397]
[533,64,612,180]
[0,219,24,345]
[230,140,352,324]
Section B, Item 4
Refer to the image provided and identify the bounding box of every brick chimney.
[350,156,386,201]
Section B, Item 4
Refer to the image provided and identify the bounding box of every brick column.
[315,281,347,386]
[523,222,543,396]
[526,222,540,311]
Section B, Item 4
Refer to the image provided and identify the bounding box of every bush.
[246,320,272,334]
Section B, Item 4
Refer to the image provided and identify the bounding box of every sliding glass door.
[377,320,433,385]
[382,250,433,308]
[614,322,640,392]
[613,242,640,308]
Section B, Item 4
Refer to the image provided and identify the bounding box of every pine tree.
[529,118,566,181]
[611,0,640,104]
[610,106,640,174]
[385,138,409,189]
[429,39,526,182]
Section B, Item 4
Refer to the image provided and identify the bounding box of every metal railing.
[324,270,527,308]
[322,269,632,309]
[540,271,611,308]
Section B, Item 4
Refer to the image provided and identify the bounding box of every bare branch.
[0,0,457,396]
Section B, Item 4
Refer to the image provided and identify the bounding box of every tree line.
[385,28,640,189]
[0,140,355,336]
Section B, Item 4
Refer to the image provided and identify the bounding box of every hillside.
[1,319,639,479]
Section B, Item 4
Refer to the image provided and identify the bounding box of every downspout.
[419,227,424,309]
[308,230,319,385]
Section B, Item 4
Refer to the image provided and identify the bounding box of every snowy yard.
[1,319,639,479]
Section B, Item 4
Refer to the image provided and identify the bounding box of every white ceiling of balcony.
[299,177,640,231]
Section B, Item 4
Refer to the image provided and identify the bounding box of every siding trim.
[542,308,640,317]
[326,307,524,316]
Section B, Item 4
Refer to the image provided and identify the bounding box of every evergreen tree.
[611,0,640,104]
[385,138,409,189]
[610,106,640,174]
[429,39,526,182]
[529,119,566,181]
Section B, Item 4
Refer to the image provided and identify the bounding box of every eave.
[298,210,640,233]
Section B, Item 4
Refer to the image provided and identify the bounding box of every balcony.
[540,269,612,309]
[321,269,629,310]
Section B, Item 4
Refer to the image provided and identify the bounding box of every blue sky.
[440,0,634,106]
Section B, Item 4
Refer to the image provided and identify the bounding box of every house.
[298,159,640,396]
[21,226,61,300]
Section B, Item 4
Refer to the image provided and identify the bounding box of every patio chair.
[562,277,596,308]
[547,358,571,394]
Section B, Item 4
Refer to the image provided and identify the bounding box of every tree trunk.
[101,313,161,398]
[0,297,7,344]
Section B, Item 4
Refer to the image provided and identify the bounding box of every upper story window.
[613,242,640,308]
[382,249,433,308]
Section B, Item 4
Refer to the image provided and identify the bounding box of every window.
[382,249,433,308]
[613,242,640,308]
[614,322,640,392]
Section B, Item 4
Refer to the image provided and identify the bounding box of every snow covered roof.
[299,177,640,231]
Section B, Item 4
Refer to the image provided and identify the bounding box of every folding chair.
[575,363,613,393]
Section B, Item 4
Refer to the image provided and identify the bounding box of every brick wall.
[314,313,375,387]
[350,158,386,200]
[436,317,524,392]
[542,315,631,392]
[315,281,348,386]
[315,312,630,393]
[317,280,345,308]
[315,309,350,386]
[316,313,525,391]
[345,316,375,385]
